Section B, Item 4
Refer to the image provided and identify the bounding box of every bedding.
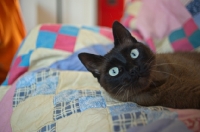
[1,0,200,132]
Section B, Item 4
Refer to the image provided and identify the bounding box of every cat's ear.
[112,21,137,46]
[78,53,105,76]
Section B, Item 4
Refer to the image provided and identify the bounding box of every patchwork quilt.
[122,0,200,53]
[1,0,200,132]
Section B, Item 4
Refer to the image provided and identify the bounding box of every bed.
[1,0,200,132]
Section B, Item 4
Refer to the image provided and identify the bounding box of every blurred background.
[0,0,125,83]
[1,0,199,84]
[20,0,125,32]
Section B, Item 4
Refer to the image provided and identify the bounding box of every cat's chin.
[102,76,151,102]
[137,76,151,89]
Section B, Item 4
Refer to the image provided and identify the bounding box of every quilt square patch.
[36,69,59,82]
[36,31,57,48]
[82,26,99,33]
[33,69,59,96]
[33,77,58,96]
[59,25,79,36]
[79,96,106,112]
[53,90,102,106]
[40,24,61,33]
[54,34,76,52]
[53,99,81,121]
[171,38,194,51]
[183,18,198,36]
[169,28,186,43]
[112,112,147,132]
[108,103,175,131]
[16,72,36,89]
[19,50,33,67]
[13,84,36,107]
[38,122,56,132]
[80,89,102,97]
[13,69,59,107]
[8,57,29,85]
[186,0,200,16]
[188,30,200,48]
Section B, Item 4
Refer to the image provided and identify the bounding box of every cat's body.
[131,52,200,108]
[78,21,200,109]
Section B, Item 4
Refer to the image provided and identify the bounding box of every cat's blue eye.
[130,49,139,59]
[109,67,119,76]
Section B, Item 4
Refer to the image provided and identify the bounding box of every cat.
[78,21,200,109]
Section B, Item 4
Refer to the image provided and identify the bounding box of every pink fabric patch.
[131,30,143,40]
[172,38,194,51]
[146,38,156,52]
[0,83,17,132]
[136,0,191,39]
[122,15,135,28]
[99,27,113,40]
[169,109,200,131]
[8,57,28,85]
[40,24,61,33]
[183,18,198,36]
[54,34,76,52]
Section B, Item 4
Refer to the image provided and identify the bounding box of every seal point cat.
[78,21,200,109]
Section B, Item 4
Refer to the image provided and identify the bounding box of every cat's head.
[78,21,155,101]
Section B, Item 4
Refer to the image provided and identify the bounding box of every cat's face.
[78,21,155,101]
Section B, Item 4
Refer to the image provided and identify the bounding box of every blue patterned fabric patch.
[112,112,147,132]
[16,72,36,89]
[53,89,104,120]
[36,69,59,82]
[79,96,106,112]
[186,0,200,16]
[38,122,56,132]
[53,89,102,105]
[32,77,58,96]
[109,103,139,116]
[13,69,59,107]
[13,84,36,107]
[54,90,80,105]
[109,103,170,116]
[53,99,81,120]
[109,103,177,132]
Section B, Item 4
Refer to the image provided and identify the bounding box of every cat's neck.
[150,55,172,84]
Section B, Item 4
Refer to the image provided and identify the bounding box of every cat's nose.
[129,66,139,76]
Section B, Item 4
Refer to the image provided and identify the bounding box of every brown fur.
[144,52,200,108]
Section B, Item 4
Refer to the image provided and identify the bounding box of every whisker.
[151,70,181,83]
[152,63,189,70]
[146,54,155,63]
[130,85,137,103]
[150,78,155,84]
[150,78,157,88]
[122,90,126,101]
[111,83,122,91]
[126,90,129,101]
[115,85,125,96]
